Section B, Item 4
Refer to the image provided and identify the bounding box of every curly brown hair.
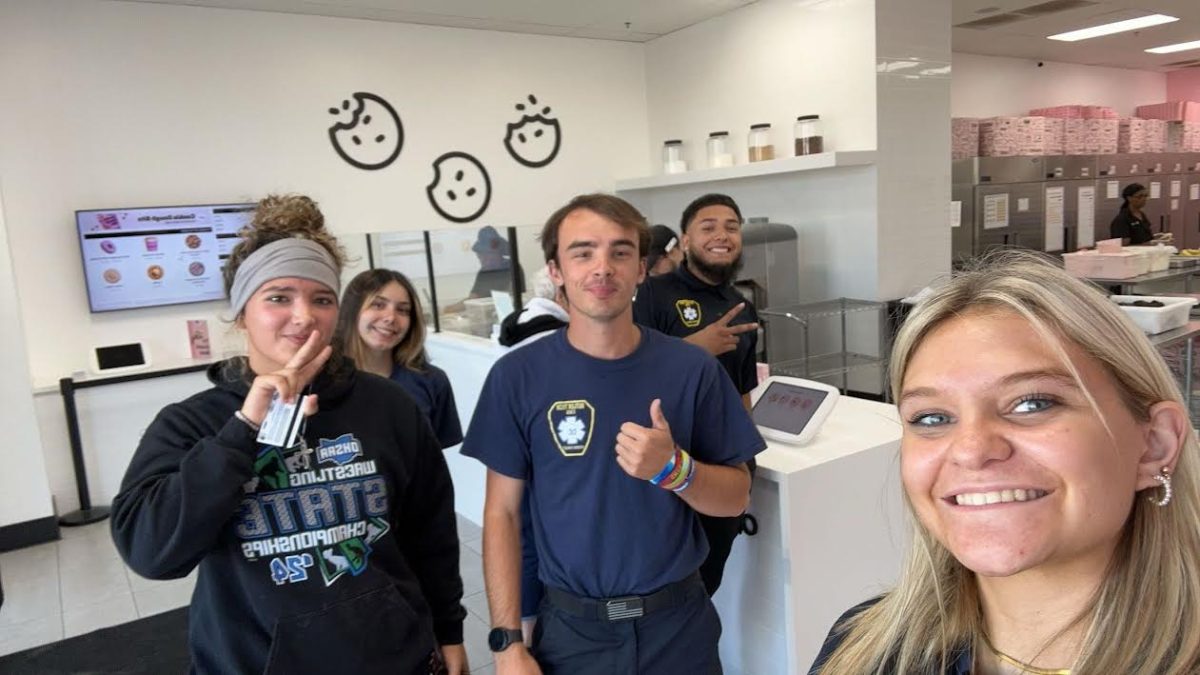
[221,194,348,298]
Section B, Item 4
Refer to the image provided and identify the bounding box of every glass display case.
[367,224,543,339]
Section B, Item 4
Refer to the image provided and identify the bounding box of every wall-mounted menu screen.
[77,203,254,312]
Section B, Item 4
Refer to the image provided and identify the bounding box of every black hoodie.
[111,358,465,675]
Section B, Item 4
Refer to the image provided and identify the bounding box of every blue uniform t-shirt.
[461,326,764,598]
[390,363,464,449]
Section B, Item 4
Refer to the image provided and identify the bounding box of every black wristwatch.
[487,627,523,652]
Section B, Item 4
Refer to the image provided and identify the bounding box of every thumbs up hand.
[615,399,677,480]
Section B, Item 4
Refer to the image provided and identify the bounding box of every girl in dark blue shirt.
[335,269,463,449]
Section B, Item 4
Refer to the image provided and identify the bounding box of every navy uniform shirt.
[633,262,759,395]
[390,364,464,449]
[461,327,764,598]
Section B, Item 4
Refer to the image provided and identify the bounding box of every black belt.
[543,572,704,622]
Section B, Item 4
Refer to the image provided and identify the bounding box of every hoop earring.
[1149,467,1173,507]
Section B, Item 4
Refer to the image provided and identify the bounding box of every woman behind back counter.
[1110,183,1153,245]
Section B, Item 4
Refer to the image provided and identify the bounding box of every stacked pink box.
[979,116,1048,156]
[1118,118,1153,153]
[1063,118,1118,155]
[1030,105,1119,119]
[1045,118,1065,155]
[1135,101,1200,123]
[1168,122,1200,152]
[1144,119,1167,153]
[951,118,980,160]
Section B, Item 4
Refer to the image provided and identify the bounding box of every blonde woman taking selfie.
[811,250,1200,675]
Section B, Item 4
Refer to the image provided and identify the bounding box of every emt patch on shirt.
[675,299,702,328]
[547,400,594,457]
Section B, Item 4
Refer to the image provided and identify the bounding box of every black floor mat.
[0,607,189,674]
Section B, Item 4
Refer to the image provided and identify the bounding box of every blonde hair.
[818,250,1200,674]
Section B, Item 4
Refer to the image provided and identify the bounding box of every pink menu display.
[188,319,212,359]
[77,203,254,312]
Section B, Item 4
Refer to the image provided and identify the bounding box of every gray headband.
[230,238,340,315]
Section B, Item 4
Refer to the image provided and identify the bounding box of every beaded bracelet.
[649,448,680,486]
[234,410,261,431]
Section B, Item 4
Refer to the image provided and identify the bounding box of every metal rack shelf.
[772,352,885,381]
[760,298,885,323]
[760,297,888,394]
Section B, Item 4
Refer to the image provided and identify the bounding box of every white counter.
[713,395,906,674]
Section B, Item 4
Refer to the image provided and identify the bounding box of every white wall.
[643,0,878,163]
[875,0,951,301]
[639,0,881,302]
[0,0,650,387]
[640,0,951,305]
[0,184,56,527]
[952,52,1167,118]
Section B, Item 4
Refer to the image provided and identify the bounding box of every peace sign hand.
[239,330,332,427]
[684,303,758,356]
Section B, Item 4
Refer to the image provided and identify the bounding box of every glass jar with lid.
[794,115,824,156]
[662,139,687,174]
[748,123,775,162]
[707,131,734,168]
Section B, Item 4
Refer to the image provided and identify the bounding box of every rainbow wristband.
[671,459,698,493]
[658,450,687,488]
[649,449,679,486]
[660,450,693,491]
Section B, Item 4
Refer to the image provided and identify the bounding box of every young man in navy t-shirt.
[462,194,764,675]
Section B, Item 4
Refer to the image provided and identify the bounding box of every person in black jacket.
[632,193,760,597]
[1109,182,1153,245]
[111,194,467,675]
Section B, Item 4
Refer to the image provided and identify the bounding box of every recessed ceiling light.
[1146,39,1200,54]
[1047,13,1178,42]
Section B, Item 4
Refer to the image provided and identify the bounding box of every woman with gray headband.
[111,195,469,675]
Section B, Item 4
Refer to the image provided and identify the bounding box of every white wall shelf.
[614,150,877,192]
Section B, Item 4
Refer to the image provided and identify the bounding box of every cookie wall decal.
[427,152,492,223]
[327,92,404,170]
[504,94,562,168]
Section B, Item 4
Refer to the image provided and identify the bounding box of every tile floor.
[0,515,495,674]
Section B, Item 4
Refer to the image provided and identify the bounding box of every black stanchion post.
[58,376,111,526]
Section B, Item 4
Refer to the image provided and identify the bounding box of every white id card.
[257,391,310,447]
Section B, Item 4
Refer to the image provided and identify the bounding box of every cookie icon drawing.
[504,94,562,168]
[426,152,492,223]
[327,92,404,170]
[147,265,164,281]
[103,269,121,284]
